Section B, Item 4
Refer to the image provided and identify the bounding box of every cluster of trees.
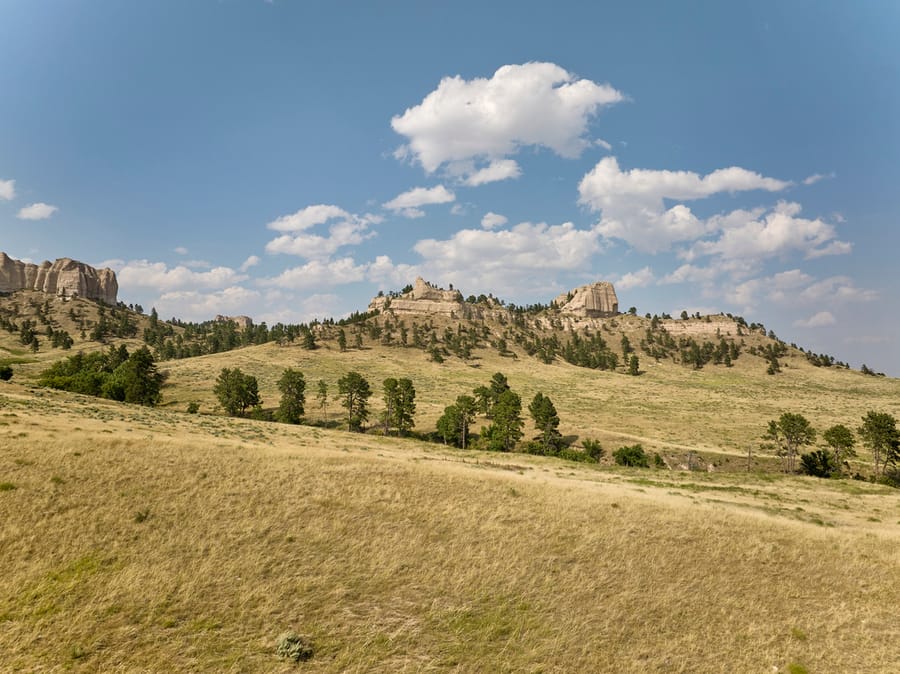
[39,345,165,406]
[765,411,899,481]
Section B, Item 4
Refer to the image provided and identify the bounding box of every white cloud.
[264,207,380,258]
[383,185,455,217]
[793,311,836,328]
[174,246,189,255]
[266,204,351,232]
[688,201,851,261]
[409,220,603,296]
[239,255,260,272]
[0,179,15,201]
[17,202,58,220]
[802,172,834,186]
[261,257,368,290]
[154,286,261,322]
[463,159,522,186]
[115,260,246,292]
[481,212,508,229]
[660,263,720,285]
[724,270,875,312]
[579,157,791,253]
[391,62,625,174]
[616,266,655,290]
[595,138,612,151]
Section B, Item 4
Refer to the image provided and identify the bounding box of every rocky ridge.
[0,252,118,305]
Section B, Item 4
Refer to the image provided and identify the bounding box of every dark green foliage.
[482,389,523,452]
[337,329,347,352]
[582,438,604,461]
[276,368,306,424]
[613,444,650,467]
[766,413,816,473]
[800,450,837,478]
[561,332,618,370]
[822,424,855,471]
[338,371,371,432]
[528,392,563,454]
[39,346,164,406]
[382,377,416,435]
[436,395,477,448]
[276,633,313,662]
[858,411,899,478]
[653,452,666,468]
[0,365,11,381]
[186,402,200,414]
[213,368,261,417]
[558,447,595,463]
[628,354,640,376]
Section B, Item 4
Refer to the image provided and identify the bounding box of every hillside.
[0,382,898,671]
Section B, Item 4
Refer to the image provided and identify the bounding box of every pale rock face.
[369,277,465,316]
[554,282,618,317]
[215,315,254,330]
[0,252,118,304]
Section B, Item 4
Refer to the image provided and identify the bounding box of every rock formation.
[369,277,465,316]
[554,282,618,318]
[0,252,118,304]
[215,315,254,330]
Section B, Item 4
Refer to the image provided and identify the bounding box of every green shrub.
[559,447,595,463]
[653,452,666,468]
[0,482,16,491]
[800,449,836,478]
[613,444,650,467]
[276,633,313,662]
[186,402,200,414]
[0,365,12,381]
[582,438,604,461]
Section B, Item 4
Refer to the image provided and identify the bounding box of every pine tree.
[276,368,306,424]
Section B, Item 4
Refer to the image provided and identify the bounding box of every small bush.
[582,438,604,461]
[249,407,274,422]
[186,402,200,414]
[613,444,650,468]
[800,450,836,478]
[559,447,595,463]
[653,452,666,468]
[0,365,12,381]
[0,482,16,491]
[276,633,313,662]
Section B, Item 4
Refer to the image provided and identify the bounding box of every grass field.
[3,295,900,671]
[1,382,899,672]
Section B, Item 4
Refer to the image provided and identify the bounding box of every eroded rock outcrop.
[215,314,254,330]
[369,277,465,316]
[0,252,118,304]
[554,282,618,318]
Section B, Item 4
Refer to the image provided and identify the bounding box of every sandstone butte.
[0,252,118,305]
[369,276,620,319]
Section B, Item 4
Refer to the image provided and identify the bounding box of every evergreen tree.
[277,368,306,424]
[337,329,347,352]
[766,413,816,473]
[528,392,563,454]
[628,354,640,376]
[214,368,261,417]
[437,395,477,448]
[484,389,523,452]
[822,424,856,472]
[316,379,328,421]
[858,411,899,478]
[338,371,371,432]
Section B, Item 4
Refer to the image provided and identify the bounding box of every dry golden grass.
[2,384,899,672]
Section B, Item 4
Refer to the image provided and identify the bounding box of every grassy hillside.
[2,291,900,670]
[1,383,898,672]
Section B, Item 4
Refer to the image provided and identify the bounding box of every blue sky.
[2,1,899,373]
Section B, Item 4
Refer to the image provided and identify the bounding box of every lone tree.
[437,395,477,448]
[315,380,328,421]
[338,371,371,432]
[214,368,260,417]
[484,389,523,452]
[112,346,164,406]
[766,412,816,473]
[822,424,856,473]
[381,377,416,436]
[276,368,306,424]
[528,392,563,455]
[858,411,899,478]
[628,354,640,376]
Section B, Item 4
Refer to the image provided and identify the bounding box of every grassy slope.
[1,384,899,672]
[158,337,900,470]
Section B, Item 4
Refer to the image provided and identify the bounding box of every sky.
[1,1,899,374]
